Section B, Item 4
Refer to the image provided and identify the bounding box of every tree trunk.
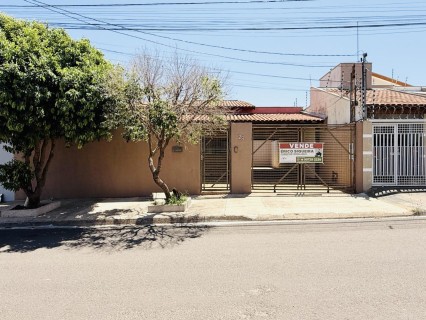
[152,170,171,200]
[147,135,172,201]
[24,193,41,209]
[23,139,56,209]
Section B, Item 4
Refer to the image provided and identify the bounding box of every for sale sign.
[279,142,324,164]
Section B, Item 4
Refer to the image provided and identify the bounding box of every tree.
[117,51,228,202]
[0,15,119,208]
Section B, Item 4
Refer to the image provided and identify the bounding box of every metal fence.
[201,131,230,191]
[252,124,355,193]
[373,121,426,186]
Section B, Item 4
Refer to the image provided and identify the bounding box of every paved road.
[1,219,426,320]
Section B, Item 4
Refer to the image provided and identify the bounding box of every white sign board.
[279,142,324,164]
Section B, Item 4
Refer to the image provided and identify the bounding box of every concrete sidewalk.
[0,191,425,227]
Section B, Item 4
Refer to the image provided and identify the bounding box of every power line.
[23,0,334,68]
[99,46,351,84]
[12,2,355,57]
[44,21,426,31]
[3,0,313,7]
[76,23,354,57]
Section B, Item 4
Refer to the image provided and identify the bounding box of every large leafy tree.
[117,51,228,201]
[0,15,118,208]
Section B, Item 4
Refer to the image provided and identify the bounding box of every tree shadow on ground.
[0,224,210,253]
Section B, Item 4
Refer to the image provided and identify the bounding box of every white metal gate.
[373,121,426,186]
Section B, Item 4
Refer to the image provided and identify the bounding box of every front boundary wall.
[16,131,201,200]
[13,123,364,200]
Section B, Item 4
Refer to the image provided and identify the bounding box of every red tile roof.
[248,107,303,114]
[228,113,322,122]
[193,113,323,122]
[219,100,255,108]
[366,90,426,106]
[322,88,426,106]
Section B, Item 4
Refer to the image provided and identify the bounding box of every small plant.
[412,207,425,216]
[165,194,188,206]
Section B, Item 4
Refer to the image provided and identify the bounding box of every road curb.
[0,211,420,229]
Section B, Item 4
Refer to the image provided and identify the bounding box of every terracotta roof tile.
[219,100,255,108]
[366,90,426,106]
[193,113,323,122]
[322,88,426,106]
[227,113,322,122]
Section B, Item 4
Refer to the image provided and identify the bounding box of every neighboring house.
[0,144,15,202]
[308,62,426,192]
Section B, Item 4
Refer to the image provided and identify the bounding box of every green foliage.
[0,14,118,153]
[0,160,33,192]
[113,51,227,200]
[0,14,122,204]
[116,52,226,146]
[165,195,187,205]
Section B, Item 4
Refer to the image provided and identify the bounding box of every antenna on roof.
[305,91,308,109]
[361,52,368,119]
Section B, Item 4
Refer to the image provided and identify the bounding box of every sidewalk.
[0,191,425,227]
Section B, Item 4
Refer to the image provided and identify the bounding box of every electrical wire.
[16,0,355,58]
[23,0,335,67]
[2,0,314,8]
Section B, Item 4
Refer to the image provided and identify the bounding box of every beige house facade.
[7,102,316,201]
[308,62,426,193]
[9,62,423,201]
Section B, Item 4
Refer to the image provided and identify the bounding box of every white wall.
[0,144,14,202]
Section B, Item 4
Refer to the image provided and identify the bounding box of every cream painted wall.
[372,76,396,87]
[230,122,252,194]
[319,63,372,90]
[16,131,201,200]
[309,88,351,124]
[0,144,14,201]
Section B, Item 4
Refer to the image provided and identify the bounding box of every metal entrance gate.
[373,122,426,186]
[252,124,355,193]
[201,131,230,191]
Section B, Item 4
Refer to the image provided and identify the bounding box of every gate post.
[362,120,373,192]
[355,122,364,193]
[230,122,252,194]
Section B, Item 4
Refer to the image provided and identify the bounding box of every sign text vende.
[279,142,324,164]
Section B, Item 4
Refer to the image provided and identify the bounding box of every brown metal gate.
[252,124,355,193]
[201,131,230,192]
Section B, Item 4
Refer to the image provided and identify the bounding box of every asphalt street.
[1,219,426,320]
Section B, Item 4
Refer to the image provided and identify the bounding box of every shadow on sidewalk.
[0,224,210,253]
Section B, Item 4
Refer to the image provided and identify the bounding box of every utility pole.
[361,52,367,120]
[350,64,356,122]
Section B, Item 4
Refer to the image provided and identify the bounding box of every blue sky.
[1,0,426,107]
